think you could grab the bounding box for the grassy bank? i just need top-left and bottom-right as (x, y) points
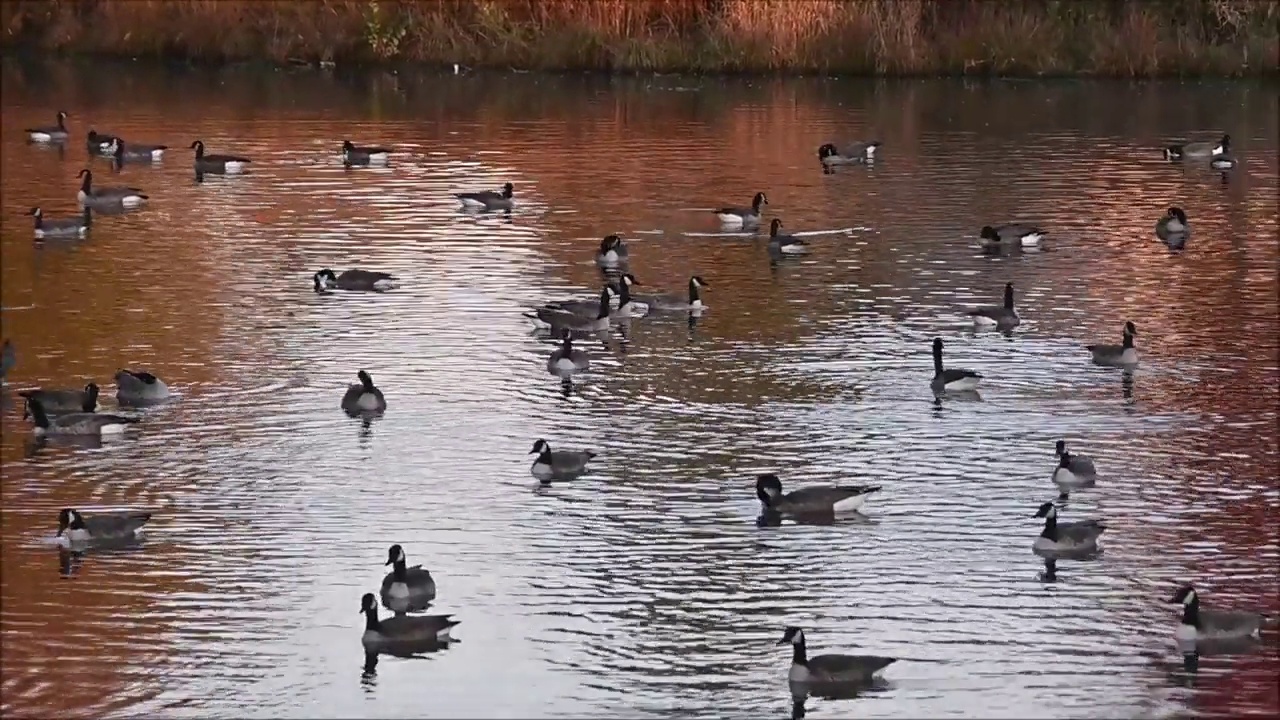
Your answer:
(2, 0), (1277, 77)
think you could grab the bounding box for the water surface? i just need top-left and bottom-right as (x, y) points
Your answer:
(1, 60), (1277, 719)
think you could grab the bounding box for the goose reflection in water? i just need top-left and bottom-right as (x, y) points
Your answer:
(788, 675), (890, 719)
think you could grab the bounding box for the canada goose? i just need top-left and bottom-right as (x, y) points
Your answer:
(612, 273), (647, 318)
(86, 130), (121, 155)
(380, 544), (437, 614)
(1209, 154), (1237, 171)
(529, 438), (596, 484)
(1032, 502), (1105, 557)
(24, 396), (138, 437)
(768, 219), (810, 256)
(1169, 585), (1276, 643)
(19, 382), (100, 415)
(817, 140), (880, 166)
(26, 111), (69, 142)
(56, 508), (151, 546)
(313, 268), (397, 292)
(27, 206), (91, 239)
(1, 339), (14, 381)
(76, 168), (147, 207)
(777, 627), (897, 684)
(360, 593), (459, 651)
(1051, 440), (1098, 499)
(456, 182), (514, 211)
(980, 223), (1044, 248)
(341, 370), (387, 414)
(967, 282), (1020, 329)
(115, 369), (170, 403)
(527, 286), (616, 333)
(189, 140), (251, 174)
(109, 138), (168, 163)
(1163, 134), (1230, 160)
(342, 140), (390, 166)
(1155, 207), (1190, 242)
(714, 191), (768, 226)
(930, 338), (982, 393)
(547, 328), (590, 377)
(1086, 321), (1138, 367)
(756, 473), (880, 517)
(595, 234), (629, 268)
(631, 275), (709, 312)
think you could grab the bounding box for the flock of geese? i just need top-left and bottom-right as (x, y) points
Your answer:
(5, 111), (1273, 697)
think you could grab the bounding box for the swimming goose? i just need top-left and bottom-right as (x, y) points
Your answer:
(380, 544), (437, 614)
(25, 396), (138, 437)
(756, 473), (880, 517)
(1155, 207), (1190, 242)
(86, 130), (121, 155)
(76, 169), (148, 207)
(26, 111), (69, 142)
(360, 593), (459, 651)
(714, 192), (768, 227)
(1163, 134), (1229, 160)
(777, 627), (897, 684)
(1051, 440), (1098, 499)
(456, 182), (514, 211)
(1085, 321), (1138, 367)
(1032, 502), (1105, 557)
(768, 219), (810, 256)
(547, 328), (590, 377)
(980, 223), (1044, 248)
(967, 282), (1020, 329)
(631, 275), (709, 313)
(110, 138), (168, 162)
(612, 273), (647, 318)
(19, 382), (100, 415)
(594, 234), (629, 268)
(341, 370), (387, 414)
(1, 339), (14, 381)
(190, 140), (252, 174)
(529, 438), (597, 484)
(527, 286), (616, 333)
(27, 206), (91, 239)
(313, 268), (397, 292)
(817, 140), (880, 166)
(1169, 585), (1276, 643)
(115, 369), (170, 404)
(930, 337), (982, 393)
(342, 140), (390, 166)
(56, 508), (151, 546)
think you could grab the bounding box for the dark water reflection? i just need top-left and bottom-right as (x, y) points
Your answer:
(1, 58), (1277, 719)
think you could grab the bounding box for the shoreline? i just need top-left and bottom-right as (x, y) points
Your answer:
(2, 1), (1277, 79)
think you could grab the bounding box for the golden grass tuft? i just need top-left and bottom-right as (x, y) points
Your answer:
(1, 0), (1276, 76)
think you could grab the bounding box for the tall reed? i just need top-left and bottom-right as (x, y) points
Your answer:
(2, 0), (1276, 76)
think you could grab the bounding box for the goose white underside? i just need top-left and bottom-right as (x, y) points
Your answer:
(552, 358), (581, 375)
(222, 161), (248, 175)
(832, 494), (870, 513)
(388, 582), (411, 600)
(460, 198), (487, 209)
(97, 422), (131, 435)
(716, 213), (747, 226)
(367, 152), (389, 164)
(531, 461), (554, 481)
(778, 244), (808, 255)
(944, 376), (981, 392)
(372, 279), (396, 291)
(29, 132), (58, 142)
(1019, 233), (1043, 246)
(1052, 468), (1094, 489)
(356, 393), (381, 411)
(788, 663), (812, 682)
(971, 314), (999, 327)
(1033, 536), (1096, 554)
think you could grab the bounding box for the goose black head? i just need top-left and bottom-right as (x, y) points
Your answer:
(1124, 321), (1137, 337)
(1163, 145), (1183, 160)
(501, 182), (514, 198)
(190, 140), (205, 153)
(530, 438), (550, 455)
(1055, 439), (1066, 456)
(1170, 585), (1198, 605)
(357, 370), (374, 390)
(342, 140), (355, 152)
(979, 225), (999, 241)
(756, 473), (784, 506)
(753, 192), (768, 209)
(385, 543), (406, 566)
(932, 337), (944, 354)
(777, 626), (805, 645)
(599, 235), (619, 253)
(56, 110), (68, 127)
(313, 269), (337, 291)
(770, 218), (783, 237)
(360, 592), (377, 613)
(1167, 207), (1188, 224)
(56, 508), (84, 536)
(27, 207), (43, 218)
(82, 382), (100, 412)
(1003, 282), (1015, 308)
(1216, 134), (1231, 153)
(1034, 502), (1056, 519)
(691, 276), (708, 288)
(817, 143), (838, 160)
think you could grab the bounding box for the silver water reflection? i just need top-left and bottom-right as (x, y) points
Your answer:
(1, 59), (1277, 719)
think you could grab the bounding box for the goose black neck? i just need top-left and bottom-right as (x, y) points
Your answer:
(559, 336), (574, 354)
(1040, 513), (1058, 540)
(363, 607), (382, 632)
(1003, 285), (1015, 310)
(596, 290), (611, 319)
(32, 213), (43, 230)
(616, 280), (632, 304)
(932, 344), (944, 374)
(791, 637), (808, 667)
(1122, 332), (1134, 349)
(535, 447), (552, 465)
(27, 401), (49, 428)
(1059, 453), (1071, 469)
(392, 558), (408, 580)
(752, 195), (764, 211)
(1181, 597), (1201, 627)
(82, 206), (92, 226)
(80, 172), (91, 193)
(688, 280), (701, 303)
(361, 375), (375, 392)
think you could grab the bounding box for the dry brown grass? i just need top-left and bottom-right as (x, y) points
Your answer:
(1, 0), (1276, 76)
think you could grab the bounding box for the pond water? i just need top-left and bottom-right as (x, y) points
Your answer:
(1, 59), (1277, 719)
